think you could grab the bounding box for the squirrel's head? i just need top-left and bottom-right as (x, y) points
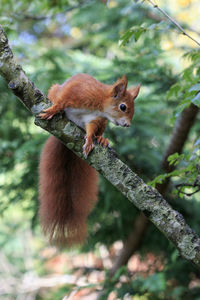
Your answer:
(104, 75), (140, 127)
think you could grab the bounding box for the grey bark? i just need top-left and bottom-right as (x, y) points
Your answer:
(1, 25), (200, 268)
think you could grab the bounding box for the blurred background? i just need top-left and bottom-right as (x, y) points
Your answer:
(0, 0), (200, 299)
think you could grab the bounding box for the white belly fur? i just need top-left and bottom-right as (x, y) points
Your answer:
(64, 108), (106, 129)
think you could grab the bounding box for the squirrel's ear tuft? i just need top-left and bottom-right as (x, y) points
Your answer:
(112, 75), (128, 99)
(128, 84), (140, 100)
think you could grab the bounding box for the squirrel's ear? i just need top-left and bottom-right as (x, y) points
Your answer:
(128, 84), (140, 100)
(112, 75), (128, 98)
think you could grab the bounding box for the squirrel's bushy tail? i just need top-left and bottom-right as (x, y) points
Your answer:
(39, 136), (98, 247)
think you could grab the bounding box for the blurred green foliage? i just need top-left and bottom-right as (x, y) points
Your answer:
(0, 0), (200, 299)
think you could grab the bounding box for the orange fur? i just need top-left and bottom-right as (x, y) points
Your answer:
(39, 136), (98, 247)
(39, 74), (140, 125)
(39, 74), (140, 247)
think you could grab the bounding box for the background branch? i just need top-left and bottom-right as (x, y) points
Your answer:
(145, 0), (200, 47)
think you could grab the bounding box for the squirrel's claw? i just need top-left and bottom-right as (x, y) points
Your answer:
(38, 108), (55, 120)
(38, 113), (54, 120)
(96, 136), (110, 148)
(83, 136), (94, 158)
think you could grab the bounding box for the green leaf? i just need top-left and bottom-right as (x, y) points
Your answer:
(189, 83), (200, 92)
(134, 27), (146, 41)
(119, 26), (147, 46)
(182, 67), (194, 81)
(194, 138), (200, 146)
(168, 152), (179, 163)
(119, 29), (135, 46)
(191, 92), (200, 107)
(168, 153), (185, 166)
(166, 83), (180, 99)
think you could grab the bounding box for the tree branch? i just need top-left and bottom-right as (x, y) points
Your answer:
(1, 25), (200, 268)
(145, 0), (200, 47)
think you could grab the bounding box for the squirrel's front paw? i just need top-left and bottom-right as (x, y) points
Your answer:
(96, 136), (110, 148)
(38, 108), (55, 120)
(83, 136), (94, 158)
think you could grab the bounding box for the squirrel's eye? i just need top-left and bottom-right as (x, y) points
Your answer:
(119, 104), (126, 112)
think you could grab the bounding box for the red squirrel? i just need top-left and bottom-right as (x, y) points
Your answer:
(39, 73), (140, 247)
